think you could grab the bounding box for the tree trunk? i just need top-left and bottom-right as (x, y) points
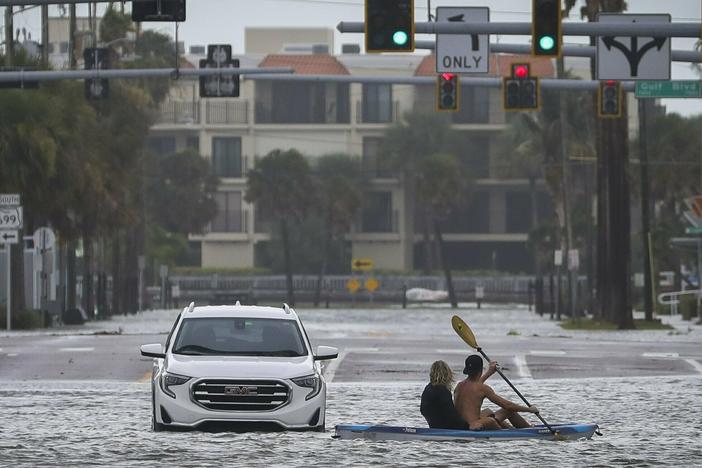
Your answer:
(66, 239), (76, 310)
(528, 177), (541, 276)
(313, 228), (332, 307)
(82, 229), (94, 317)
(10, 239), (25, 317)
(433, 218), (458, 308)
(124, 227), (139, 314)
(421, 209), (435, 274)
(111, 231), (122, 316)
(280, 219), (295, 306)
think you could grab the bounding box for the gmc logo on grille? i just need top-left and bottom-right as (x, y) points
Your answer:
(224, 385), (257, 396)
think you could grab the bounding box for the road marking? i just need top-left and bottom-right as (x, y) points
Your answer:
(514, 354), (532, 379)
(59, 347), (95, 352)
(344, 347), (380, 353)
(642, 352), (680, 358)
(435, 349), (468, 354)
(138, 371), (152, 383)
(7, 353), (18, 357)
(684, 359), (702, 374)
(323, 351), (347, 384)
(529, 350), (566, 356)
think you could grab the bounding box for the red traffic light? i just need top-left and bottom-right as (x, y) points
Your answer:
(514, 65), (529, 79)
(441, 73), (455, 81)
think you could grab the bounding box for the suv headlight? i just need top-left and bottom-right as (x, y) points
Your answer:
(160, 372), (191, 399)
(292, 373), (321, 401)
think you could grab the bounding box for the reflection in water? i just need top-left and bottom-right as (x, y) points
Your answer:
(1, 376), (700, 467)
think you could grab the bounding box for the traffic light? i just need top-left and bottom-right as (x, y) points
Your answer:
(436, 73), (459, 112)
(598, 80), (622, 118)
(84, 48), (109, 100)
(132, 0), (186, 22)
(199, 44), (240, 98)
(532, 0), (561, 57)
(365, 0), (414, 53)
(503, 63), (539, 111)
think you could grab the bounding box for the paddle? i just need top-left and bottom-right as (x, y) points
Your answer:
(451, 315), (561, 437)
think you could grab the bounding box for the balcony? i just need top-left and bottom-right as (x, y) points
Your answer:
(205, 100), (249, 125)
(156, 100), (200, 125)
(356, 101), (400, 125)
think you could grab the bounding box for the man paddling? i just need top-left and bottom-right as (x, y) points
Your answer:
(454, 354), (539, 430)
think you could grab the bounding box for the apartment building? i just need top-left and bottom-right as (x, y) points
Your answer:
(148, 28), (555, 273)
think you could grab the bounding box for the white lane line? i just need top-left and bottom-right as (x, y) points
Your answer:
(684, 359), (702, 374)
(514, 354), (532, 379)
(59, 347), (95, 352)
(435, 349), (468, 354)
(343, 347), (380, 353)
(642, 352), (680, 358)
(529, 350), (566, 356)
(323, 350), (347, 384)
(7, 353), (18, 357)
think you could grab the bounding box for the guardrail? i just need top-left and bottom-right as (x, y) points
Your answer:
(657, 289), (701, 314)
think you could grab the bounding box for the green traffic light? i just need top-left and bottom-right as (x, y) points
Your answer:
(539, 35), (556, 51)
(392, 31), (409, 46)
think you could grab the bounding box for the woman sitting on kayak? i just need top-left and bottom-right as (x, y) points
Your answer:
(454, 355), (539, 430)
(420, 360), (469, 430)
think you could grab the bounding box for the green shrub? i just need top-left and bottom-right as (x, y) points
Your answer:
(0, 308), (45, 330)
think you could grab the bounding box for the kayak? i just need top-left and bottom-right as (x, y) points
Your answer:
(333, 423), (600, 442)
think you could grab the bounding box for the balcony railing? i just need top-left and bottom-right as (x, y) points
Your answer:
(205, 100), (249, 125)
(205, 209), (249, 234)
(356, 101), (400, 124)
(156, 100), (200, 125)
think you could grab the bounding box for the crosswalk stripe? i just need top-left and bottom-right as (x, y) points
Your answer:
(59, 347), (95, 352)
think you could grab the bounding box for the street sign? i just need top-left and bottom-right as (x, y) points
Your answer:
(351, 258), (374, 271)
(365, 278), (379, 292)
(346, 278), (361, 293)
(435, 7), (489, 74)
(0, 194), (20, 206)
(568, 249), (580, 271)
(160, 265), (169, 278)
(0, 207), (23, 230)
(685, 227), (702, 235)
(596, 14), (671, 81)
(554, 249), (563, 267)
(636, 80), (702, 98)
(33, 227), (55, 251)
(200, 45), (240, 98)
(0, 230), (19, 244)
(475, 286), (485, 299)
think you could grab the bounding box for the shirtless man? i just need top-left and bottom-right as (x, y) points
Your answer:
(454, 354), (539, 430)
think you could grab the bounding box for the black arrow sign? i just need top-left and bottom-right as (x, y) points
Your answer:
(352, 259), (373, 269)
(447, 13), (479, 52)
(1, 232), (15, 240)
(602, 35), (667, 77)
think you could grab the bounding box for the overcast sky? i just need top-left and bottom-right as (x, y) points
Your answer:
(6, 0), (702, 115)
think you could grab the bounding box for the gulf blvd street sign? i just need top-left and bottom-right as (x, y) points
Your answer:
(636, 80), (702, 98)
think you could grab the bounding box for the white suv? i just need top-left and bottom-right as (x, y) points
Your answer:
(140, 302), (338, 432)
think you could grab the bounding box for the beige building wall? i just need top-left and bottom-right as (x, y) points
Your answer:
(202, 241), (254, 269)
(245, 28), (334, 54)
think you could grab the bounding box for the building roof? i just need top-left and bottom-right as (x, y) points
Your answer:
(415, 54), (556, 78)
(259, 54), (350, 75)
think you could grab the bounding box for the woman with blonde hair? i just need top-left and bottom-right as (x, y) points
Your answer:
(420, 360), (469, 429)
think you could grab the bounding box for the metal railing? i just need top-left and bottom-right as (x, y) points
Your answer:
(156, 100), (200, 125)
(657, 289), (701, 314)
(356, 101), (400, 124)
(205, 100), (248, 125)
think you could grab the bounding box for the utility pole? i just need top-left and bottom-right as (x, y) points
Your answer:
(4, 6), (13, 65)
(638, 98), (654, 322)
(41, 4), (48, 66)
(69, 3), (76, 68)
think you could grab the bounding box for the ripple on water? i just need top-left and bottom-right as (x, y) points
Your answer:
(0, 376), (701, 467)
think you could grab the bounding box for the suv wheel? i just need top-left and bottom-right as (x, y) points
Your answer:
(152, 383), (166, 432)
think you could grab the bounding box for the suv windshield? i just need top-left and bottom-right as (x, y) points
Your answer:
(172, 317), (307, 357)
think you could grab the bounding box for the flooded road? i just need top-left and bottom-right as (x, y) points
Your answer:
(1, 305), (701, 466)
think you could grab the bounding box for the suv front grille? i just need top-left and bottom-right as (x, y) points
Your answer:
(192, 379), (290, 412)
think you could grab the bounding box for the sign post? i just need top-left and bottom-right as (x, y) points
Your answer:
(435, 7), (489, 74)
(1, 194), (21, 331)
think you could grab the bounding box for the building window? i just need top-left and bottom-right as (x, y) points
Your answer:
(256, 81), (350, 124)
(212, 137), (242, 178)
(147, 136), (176, 155)
(210, 191), (243, 233)
(452, 87), (489, 124)
(361, 191), (393, 232)
(505, 191), (533, 233)
(186, 136), (199, 151)
(362, 83), (393, 123)
(441, 191), (490, 233)
(362, 137), (392, 178)
(455, 134), (490, 179)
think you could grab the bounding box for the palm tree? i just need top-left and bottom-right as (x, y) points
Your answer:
(312, 154), (364, 306)
(416, 152), (471, 308)
(246, 149), (317, 306)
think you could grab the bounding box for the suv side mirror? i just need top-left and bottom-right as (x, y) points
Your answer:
(140, 343), (165, 358)
(314, 345), (338, 361)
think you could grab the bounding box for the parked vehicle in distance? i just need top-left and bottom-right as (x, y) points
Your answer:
(140, 302), (338, 431)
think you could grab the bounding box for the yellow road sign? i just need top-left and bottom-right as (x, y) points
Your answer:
(365, 278), (379, 292)
(346, 278), (361, 293)
(352, 258), (374, 271)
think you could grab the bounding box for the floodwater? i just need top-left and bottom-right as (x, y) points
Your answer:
(1, 304), (701, 466)
(1, 376), (701, 467)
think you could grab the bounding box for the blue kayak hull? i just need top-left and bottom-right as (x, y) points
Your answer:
(334, 423), (599, 442)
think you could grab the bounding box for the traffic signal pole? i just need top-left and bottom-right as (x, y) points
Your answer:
(638, 98), (654, 322)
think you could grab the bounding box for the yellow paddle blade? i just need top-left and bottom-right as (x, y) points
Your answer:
(451, 315), (479, 349)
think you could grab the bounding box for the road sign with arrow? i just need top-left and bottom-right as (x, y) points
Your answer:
(0, 230), (18, 245)
(596, 14), (671, 81)
(436, 7), (489, 74)
(351, 258), (374, 271)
